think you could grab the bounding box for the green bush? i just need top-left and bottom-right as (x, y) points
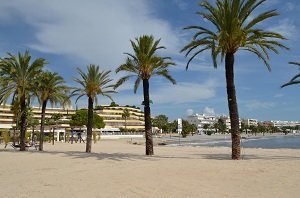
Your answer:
(44, 136), (49, 142)
(93, 131), (97, 144)
(1, 130), (10, 144)
(181, 131), (188, 138)
(25, 132), (31, 143)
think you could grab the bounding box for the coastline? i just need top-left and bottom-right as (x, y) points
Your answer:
(1, 139), (300, 198)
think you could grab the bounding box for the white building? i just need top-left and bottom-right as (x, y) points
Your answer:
(243, 118), (258, 127)
(270, 120), (300, 128)
(220, 116), (241, 130)
(186, 114), (216, 133)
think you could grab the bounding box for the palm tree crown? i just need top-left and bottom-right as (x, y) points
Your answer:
(115, 35), (176, 92)
(181, 0), (288, 69)
(281, 62), (300, 88)
(0, 50), (46, 104)
(72, 64), (115, 103)
(35, 71), (70, 107)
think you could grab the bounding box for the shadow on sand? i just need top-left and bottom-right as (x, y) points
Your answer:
(2, 146), (300, 161)
(195, 153), (300, 161)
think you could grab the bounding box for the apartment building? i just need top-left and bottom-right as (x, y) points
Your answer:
(219, 116), (241, 130)
(95, 105), (145, 131)
(0, 105), (76, 130)
(270, 120), (300, 128)
(186, 114), (216, 130)
(242, 118), (258, 127)
(0, 104), (145, 132)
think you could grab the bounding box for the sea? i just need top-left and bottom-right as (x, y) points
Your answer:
(164, 134), (300, 149)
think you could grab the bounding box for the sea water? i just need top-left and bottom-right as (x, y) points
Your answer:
(166, 134), (300, 149)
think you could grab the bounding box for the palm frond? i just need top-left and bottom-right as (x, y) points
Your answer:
(182, 0), (288, 71)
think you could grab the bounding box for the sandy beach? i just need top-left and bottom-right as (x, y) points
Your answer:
(1, 138), (300, 198)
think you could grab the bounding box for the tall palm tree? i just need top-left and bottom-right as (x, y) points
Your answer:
(115, 35), (176, 155)
(72, 64), (115, 153)
(122, 108), (130, 130)
(34, 71), (70, 151)
(181, 0), (288, 159)
(281, 62), (300, 88)
(0, 51), (46, 151)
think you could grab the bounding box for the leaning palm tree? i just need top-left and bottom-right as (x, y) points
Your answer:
(281, 62), (300, 88)
(34, 71), (70, 151)
(72, 64), (115, 153)
(122, 108), (130, 130)
(0, 51), (46, 151)
(115, 35), (176, 155)
(181, 0), (288, 159)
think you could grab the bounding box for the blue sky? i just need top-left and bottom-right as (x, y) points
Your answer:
(0, 0), (299, 121)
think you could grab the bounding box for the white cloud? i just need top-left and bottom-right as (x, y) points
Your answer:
(186, 109), (194, 116)
(274, 94), (283, 98)
(173, 60), (220, 72)
(285, 2), (295, 11)
(0, 0), (181, 70)
(267, 19), (297, 40)
(203, 107), (215, 115)
(244, 100), (275, 111)
(151, 79), (219, 104)
(264, 0), (280, 7)
(173, 0), (188, 10)
(112, 78), (219, 105)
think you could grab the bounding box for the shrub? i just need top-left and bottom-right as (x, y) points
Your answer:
(25, 132), (31, 143)
(93, 131), (97, 144)
(181, 131), (188, 138)
(1, 130), (10, 144)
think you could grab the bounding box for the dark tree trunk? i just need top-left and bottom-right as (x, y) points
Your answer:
(225, 53), (240, 160)
(86, 96), (93, 153)
(13, 128), (16, 145)
(143, 79), (153, 155)
(52, 127), (55, 145)
(39, 100), (47, 151)
(31, 126), (35, 144)
(19, 95), (27, 151)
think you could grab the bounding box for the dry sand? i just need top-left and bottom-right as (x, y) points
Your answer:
(0, 139), (300, 198)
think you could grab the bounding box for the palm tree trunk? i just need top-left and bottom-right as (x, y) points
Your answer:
(143, 79), (153, 155)
(31, 126), (35, 144)
(19, 95), (27, 151)
(13, 127), (16, 145)
(39, 100), (47, 151)
(52, 127), (55, 145)
(86, 96), (93, 153)
(225, 52), (240, 160)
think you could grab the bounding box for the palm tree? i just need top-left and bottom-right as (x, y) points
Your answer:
(0, 51), (46, 151)
(34, 71), (70, 151)
(281, 62), (300, 88)
(48, 113), (63, 145)
(181, 0), (288, 159)
(122, 108), (130, 130)
(115, 35), (176, 155)
(26, 108), (39, 144)
(72, 64), (115, 153)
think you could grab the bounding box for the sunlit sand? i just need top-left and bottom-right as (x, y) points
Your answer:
(1, 139), (299, 198)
